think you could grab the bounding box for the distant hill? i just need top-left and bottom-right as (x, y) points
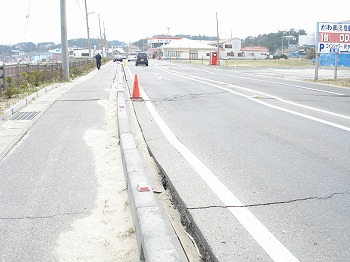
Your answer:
(153, 34), (217, 41)
(0, 38), (124, 56)
(0, 29), (309, 56)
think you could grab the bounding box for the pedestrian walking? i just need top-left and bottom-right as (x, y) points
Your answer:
(95, 53), (102, 70)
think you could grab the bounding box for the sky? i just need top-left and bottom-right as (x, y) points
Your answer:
(1, 0), (349, 45)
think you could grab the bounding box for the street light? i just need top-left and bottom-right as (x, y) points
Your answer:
(166, 27), (170, 45)
(282, 33), (295, 53)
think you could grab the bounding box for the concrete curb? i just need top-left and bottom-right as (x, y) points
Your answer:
(115, 65), (187, 261)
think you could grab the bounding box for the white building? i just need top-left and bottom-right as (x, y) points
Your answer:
(148, 36), (183, 49)
(298, 34), (316, 47)
(209, 38), (242, 58)
(72, 48), (90, 58)
(159, 37), (269, 60)
(240, 46), (269, 59)
(162, 38), (216, 60)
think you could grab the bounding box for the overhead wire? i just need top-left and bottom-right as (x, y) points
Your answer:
(23, 0), (32, 42)
(76, 0), (86, 21)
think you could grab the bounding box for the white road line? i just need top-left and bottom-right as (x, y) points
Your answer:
(160, 65), (350, 120)
(204, 77), (350, 121)
(155, 66), (350, 132)
(125, 66), (300, 262)
(172, 63), (349, 97)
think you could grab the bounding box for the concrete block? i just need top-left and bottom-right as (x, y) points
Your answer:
(118, 119), (131, 134)
(122, 148), (144, 173)
(120, 133), (137, 149)
(137, 206), (186, 262)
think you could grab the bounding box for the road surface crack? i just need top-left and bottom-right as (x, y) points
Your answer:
(57, 98), (102, 102)
(154, 91), (227, 102)
(187, 190), (350, 210)
(0, 210), (89, 220)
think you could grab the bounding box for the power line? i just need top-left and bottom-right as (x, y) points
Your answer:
(76, 0), (86, 21)
(23, 0), (32, 42)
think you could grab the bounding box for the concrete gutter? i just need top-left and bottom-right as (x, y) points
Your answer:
(115, 65), (187, 261)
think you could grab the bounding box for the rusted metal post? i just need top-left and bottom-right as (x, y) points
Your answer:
(2, 62), (7, 89)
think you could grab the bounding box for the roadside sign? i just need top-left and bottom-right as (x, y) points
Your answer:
(316, 22), (350, 53)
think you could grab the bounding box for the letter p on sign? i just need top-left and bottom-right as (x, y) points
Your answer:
(319, 43), (325, 52)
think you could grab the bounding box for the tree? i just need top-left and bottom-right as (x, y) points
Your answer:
(243, 29), (308, 54)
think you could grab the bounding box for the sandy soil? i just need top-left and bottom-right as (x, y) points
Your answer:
(54, 85), (138, 261)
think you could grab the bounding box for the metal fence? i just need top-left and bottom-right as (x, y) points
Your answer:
(0, 59), (93, 90)
(319, 53), (350, 67)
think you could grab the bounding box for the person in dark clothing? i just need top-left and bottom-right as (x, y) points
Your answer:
(95, 53), (102, 70)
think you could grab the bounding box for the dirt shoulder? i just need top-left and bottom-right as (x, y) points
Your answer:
(227, 66), (350, 88)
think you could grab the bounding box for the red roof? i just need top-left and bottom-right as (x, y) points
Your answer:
(147, 36), (183, 40)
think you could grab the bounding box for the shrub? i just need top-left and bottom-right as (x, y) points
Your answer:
(4, 78), (18, 98)
(273, 54), (288, 60)
(4, 87), (19, 98)
(1, 59), (105, 101)
(306, 48), (315, 59)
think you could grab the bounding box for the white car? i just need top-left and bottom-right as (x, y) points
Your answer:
(221, 56), (232, 60)
(113, 53), (126, 62)
(127, 53), (137, 61)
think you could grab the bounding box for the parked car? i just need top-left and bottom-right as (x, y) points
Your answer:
(127, 52), (137, 61)
(135, 52), (148, 66)
(113, 53), (126, 62)
(221, 56), (234, 60)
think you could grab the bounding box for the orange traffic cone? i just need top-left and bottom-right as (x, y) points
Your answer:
(131, 74), (143, 101)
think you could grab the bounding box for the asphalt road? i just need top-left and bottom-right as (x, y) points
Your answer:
(125, 60), (350, 261)
(0, 62), (138, 261)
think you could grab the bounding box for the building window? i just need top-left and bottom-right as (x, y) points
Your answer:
(225, 44), (232, 49)
(165, 50), (181, 58)
(151, 43), (163, 48)
(189, 50), (198, 60)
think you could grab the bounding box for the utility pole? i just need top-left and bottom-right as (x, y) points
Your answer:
(103, 22), (107, 56)
(216, 12), (220, 65)
(84, 0), (91, 58)
(98, 14), (103, 57)
(60, 0), (70, 81)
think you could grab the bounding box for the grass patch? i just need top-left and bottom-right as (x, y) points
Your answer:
(219, 58), (313, 67)
(171, 58), (350, 87)
(310, 78), (350, 88)
(170, 58), (313, 67)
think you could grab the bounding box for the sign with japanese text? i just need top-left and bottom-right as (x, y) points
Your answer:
(316, 22), (350, 53)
